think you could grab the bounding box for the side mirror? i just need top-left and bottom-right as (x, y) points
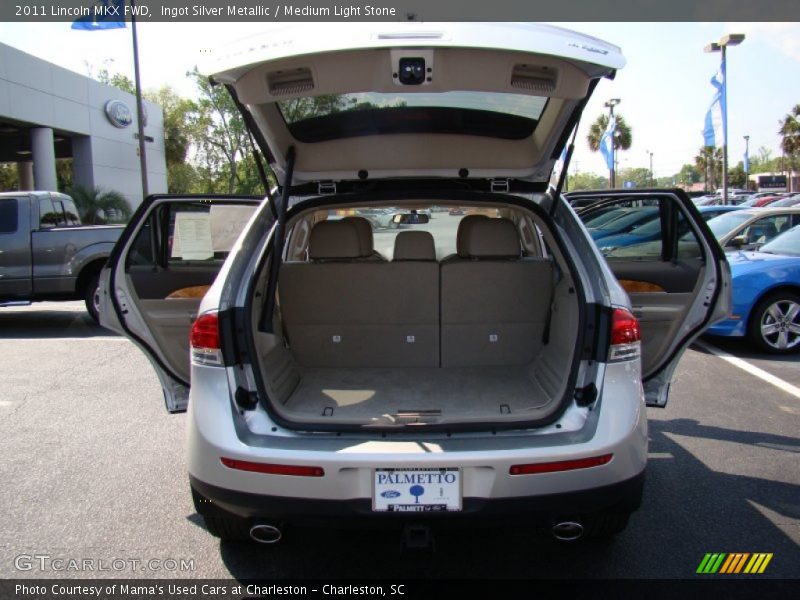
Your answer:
(393, 213), (429, 225)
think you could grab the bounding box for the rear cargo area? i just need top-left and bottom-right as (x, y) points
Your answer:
(285, 365), (555, 421)
(251, 209), (582, 427)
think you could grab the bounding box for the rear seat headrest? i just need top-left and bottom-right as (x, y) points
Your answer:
(456, 214), (489, 257)
(308, 220), (362, 260)
(343, 216), (375, 256)
(393, 231), (436, 261)
(464, 218), (521, 258)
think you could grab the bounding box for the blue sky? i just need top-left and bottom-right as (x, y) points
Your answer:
(1, 21), (798, 178)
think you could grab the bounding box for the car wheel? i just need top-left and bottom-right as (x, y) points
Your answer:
(748, 292), (800, 354)
(84, 271), (101, 324)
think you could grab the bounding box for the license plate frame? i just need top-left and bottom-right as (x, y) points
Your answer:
(372, 467), (462, 512)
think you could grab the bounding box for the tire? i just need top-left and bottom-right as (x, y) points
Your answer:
(747, 291), (800, 354)
(83, 271), (101, 324)
(202, 515), (254, 542)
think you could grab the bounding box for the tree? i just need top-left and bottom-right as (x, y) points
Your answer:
(56, 159), (73, 192)
(677, 164), (701, 187)
(148, 86), (197, 167)
(586, 113), (633, 154)
(617, 167), (652, 189)
(728, 162), (747, 189)
(779, 104), (800, 173)
(0, 164), (19, 190)
(694, 146), (723, 192)
(97, 69), (136, 95)
(66, 184), (131, 224)
(188, 68), (263, 195)
(568, 172), (608, 191)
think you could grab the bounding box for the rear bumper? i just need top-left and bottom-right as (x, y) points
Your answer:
(191, 470), (645, 525)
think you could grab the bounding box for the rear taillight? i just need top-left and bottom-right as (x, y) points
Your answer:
(509, 453), (613, 475)
(220, 457), (325, 477)
(609, 308), (641, 363)
(190, 311), (222, 366)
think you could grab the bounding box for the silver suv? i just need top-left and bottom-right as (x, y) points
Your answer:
(100, 23), (729, 544)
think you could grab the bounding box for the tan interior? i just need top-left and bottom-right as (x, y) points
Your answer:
(252, 206), (580, 426)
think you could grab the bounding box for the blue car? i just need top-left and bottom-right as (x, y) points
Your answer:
(706, 224), (800, 353)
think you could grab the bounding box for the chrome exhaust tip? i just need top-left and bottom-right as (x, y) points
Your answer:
(551, 520), (584, 541)
(249, 523), (282, 544)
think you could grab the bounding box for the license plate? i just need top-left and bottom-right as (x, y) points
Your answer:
(372, 468), (461, 512)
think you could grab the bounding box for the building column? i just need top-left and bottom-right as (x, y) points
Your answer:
(71, 135), (95, 191)
(16, 161), (34, 190)
(31, 127), (58, 191)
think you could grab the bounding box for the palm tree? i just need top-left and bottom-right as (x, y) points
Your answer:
(694, 146), (723, 192)
(587, 113), (633, 187)
(587, 114), (633, 153)
(66, 184), (131, 224)
(779, 104), (800, 181)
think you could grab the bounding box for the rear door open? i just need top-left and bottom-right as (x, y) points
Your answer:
(99, 195), (263, 412)
(570, 189), (731, 406)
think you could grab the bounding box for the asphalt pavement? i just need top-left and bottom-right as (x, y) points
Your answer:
(0, 301), (798, 579)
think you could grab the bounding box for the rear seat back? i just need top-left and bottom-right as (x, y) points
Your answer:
(280, 220), (439, 368)
(440, 218), (554, 367)
(393, 231), (436, 261)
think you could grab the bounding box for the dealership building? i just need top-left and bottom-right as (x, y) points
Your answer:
(0, 42), (167, 209)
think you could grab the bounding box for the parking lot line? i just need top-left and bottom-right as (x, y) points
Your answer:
(695, 340), (800, 402)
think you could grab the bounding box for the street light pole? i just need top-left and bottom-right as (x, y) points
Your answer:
(604, 98), (620, 188)
(647, 150), (654, 186)
(744, 134), (750, 191)
(705, 34), (745, 205)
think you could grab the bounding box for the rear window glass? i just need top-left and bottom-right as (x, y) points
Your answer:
(40, 198), (67, 228)
(277, 92), (547, 143)
(309, 206), (503, 261)
(0, 198), (18, 233)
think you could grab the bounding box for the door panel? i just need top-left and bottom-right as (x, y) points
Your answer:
(0, 197), (32, 300)
(100, 195), (264, 412)
(571, 189), (730, 406)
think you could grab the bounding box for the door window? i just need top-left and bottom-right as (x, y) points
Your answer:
(583, 200), (704, 262)
(0, 198), (17, 234)
(126, 201), (258, 268)
(737, 215), (792, 246)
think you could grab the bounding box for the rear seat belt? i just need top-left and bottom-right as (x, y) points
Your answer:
(542, 260), (561, 345)
(259, 146), (295, 333)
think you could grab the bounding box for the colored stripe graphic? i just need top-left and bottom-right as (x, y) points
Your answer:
(744, 553), (773, 574)
(697, 553), (727, 573)
(720, 553), (749, 573)
(699, 552), (773, 575)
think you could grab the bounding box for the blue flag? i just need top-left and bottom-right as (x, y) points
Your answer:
(72, 0), (126, 30)
(702, 58), (726, 147)
(599, 115), (616, 171)
(743, 147), (749, 172)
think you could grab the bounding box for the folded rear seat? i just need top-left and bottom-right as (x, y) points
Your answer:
(440, 218), (554, 367)
(280, 220), (439, 368)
